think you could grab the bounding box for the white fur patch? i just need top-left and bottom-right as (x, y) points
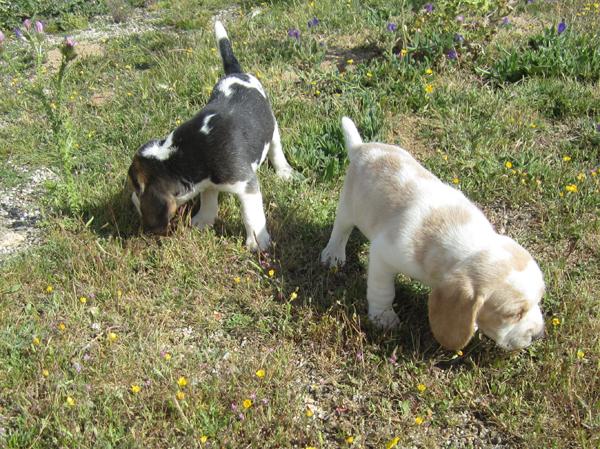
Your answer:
(175, 178), (250, 206)
(214, 21), (228, 42)
(200, 114), (216, 135)
(217, 75), (266, 98)
(141, 133), (177, 161)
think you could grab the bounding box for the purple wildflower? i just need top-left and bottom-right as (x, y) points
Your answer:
(72, 362), (82, 373)
(456, 14), (464, 22)
(557, 21), (566, 34)
(501, 16), (510, 26)
(388, 353), (397, 364)
(261, 398), (269, 405)
(83, 353), (91, 362)
(287, 28), (300, 40)
(23, 19), (32, 30)
(454, 33), (464, 43)
(386, 22), (398, 32)
(34, 21), (43, 33)
(526, 0), (534, 3)
(356, 351), (364, 361)
(424, 3), (434, 13)
(447, 49), (458, 60)
(230, 402), (238, 411)
(14, 28), (24, 41)
(595, 123), (600, 132)
(65, 36), (76, 47)
(61, 36), (77, 61)
(238, 413), (245, 421)
(307, 17), (319, 28)
(0, 31), (5, 45)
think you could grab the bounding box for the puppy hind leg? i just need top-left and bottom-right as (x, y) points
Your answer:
(268, 123), (293, 180)
(192, 189), (219, 229)
(367, 244), (400, 329)
(238, 183), (271, 251)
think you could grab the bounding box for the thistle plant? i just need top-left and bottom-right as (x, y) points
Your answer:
(0, 20), (82, 214)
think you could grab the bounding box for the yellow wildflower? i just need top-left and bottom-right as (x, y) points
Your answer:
(66, 396), (76, 407)
(456, 350), (463, 356)
(256, 369), (266, 378)
(233, 276), (241, 284)
(505, 161), (513, 169)
(452, 177), (460, 184)
(164, 352), (172, 361)
(177, 376), (188, 388)
(346, 59), (354, 65)
(366, 71), (373, 78)
(243, 399), (252, 409)
(562, 155), (571, 162)
(415, 416), (424, 425)
(529, 123), (537, 128)
(107, 332), (118, 342)
(577, 172), (586, 181)
(176, 390), (185, 400)
(345, 436), (354, 443)
(576, 350), (585, 359)
(79, 296), (87, 304)
(46, 285), (54, 293)
(117, 289), (123, 299)
(32, 337), (41, 346)
(425, 68), (433, 75)
(306, 408), (314, 417)
(131, 384), (141, 394)
(42, 369), (49, 377)
(200, 435), (208, 443)
(552, 317), (561, 326)
(386, 437), (400, 449)
(565, 184), (578, 193)
(315, 90), (321, 96)
(417, 383), (426, 393)
(268, 269), (275, 277)
(290, 291), (298, 300)
(424, 84), (434, 94)
(58, 323), (66, 332)
(400, 48), (408, 56)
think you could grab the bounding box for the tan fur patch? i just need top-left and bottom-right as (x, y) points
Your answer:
(503, 241), (531, 272)
(413, 206), (472, 269)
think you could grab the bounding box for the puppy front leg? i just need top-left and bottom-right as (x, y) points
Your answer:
(367, 248), (400, 330)
(268, 123), (293, 180)
(192, 189), (219, 229)
(321, 200), (353, 267)
(238, 187), (271, 251)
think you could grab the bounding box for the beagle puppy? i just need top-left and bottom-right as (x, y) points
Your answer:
(321, 117), (546, 351)
(128, 21), (293, 251)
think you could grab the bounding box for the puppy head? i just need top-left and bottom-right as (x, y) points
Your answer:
(475, 240), (545, 351)
(428, 242), (545, 351)
(128, 146), (177, 236)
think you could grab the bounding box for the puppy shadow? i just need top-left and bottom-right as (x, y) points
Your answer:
(80, 185), (141, 239)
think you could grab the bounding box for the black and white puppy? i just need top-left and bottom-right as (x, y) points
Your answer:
(128, 21), (293, 251)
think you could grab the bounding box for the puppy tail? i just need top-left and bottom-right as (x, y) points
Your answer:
(341, 116), (363, 159)
(214, 20), (243, 75)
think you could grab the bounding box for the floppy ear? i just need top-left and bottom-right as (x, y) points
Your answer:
(428, 276), (483, 350)
(140, 185), (176, 235)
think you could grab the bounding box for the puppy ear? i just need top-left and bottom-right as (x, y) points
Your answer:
(140, 185), (176, 235)
(428, 276), (483, 350)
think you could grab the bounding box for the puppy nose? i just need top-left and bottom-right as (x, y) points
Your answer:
(533, 327), (545, 341)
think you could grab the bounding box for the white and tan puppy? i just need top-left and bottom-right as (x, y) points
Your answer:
(321, 117), (546, 351)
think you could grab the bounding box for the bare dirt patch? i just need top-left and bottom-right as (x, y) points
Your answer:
(0, 161), (57, 264)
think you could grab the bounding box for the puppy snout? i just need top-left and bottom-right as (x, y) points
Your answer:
(533, 327), (545, 341)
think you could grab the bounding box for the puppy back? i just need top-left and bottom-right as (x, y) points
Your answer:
(341, 117), (363, 161)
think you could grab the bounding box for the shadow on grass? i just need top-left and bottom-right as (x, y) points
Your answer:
(79, 178), (500, 366)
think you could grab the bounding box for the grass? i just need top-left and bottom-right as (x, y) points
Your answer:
(0, 0), (599, 447)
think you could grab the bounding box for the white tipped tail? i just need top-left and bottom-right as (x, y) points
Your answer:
(214, 20), (228, 42)
(341, 117), (362, 157)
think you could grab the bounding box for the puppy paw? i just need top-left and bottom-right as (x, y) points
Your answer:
(369, 309), (400, 330)
(275, 166), (294, 180)
(320, 247), (346, 267)
(191, 215), (215, 230)
(247, 231), (271, 252)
